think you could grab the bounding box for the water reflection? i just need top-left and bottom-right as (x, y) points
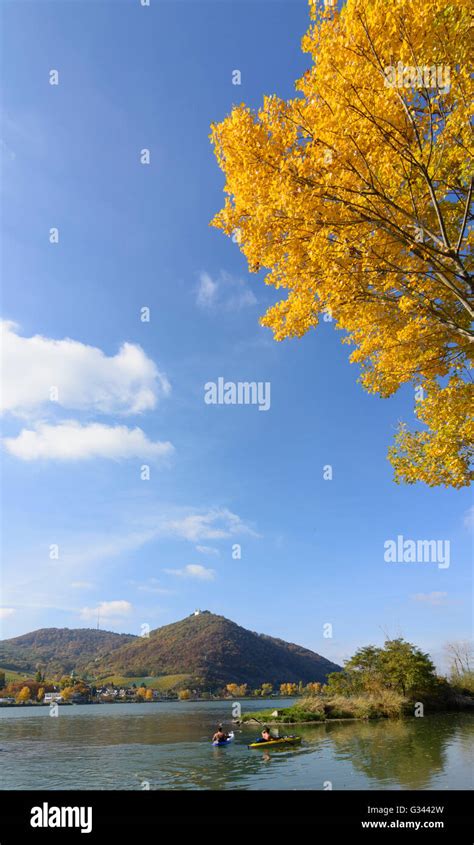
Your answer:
(320, 718), (450, 788)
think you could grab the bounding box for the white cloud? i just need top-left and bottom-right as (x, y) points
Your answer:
(80, 600), (132, 621)
(1, 320), (170, 417)
(3, 421), (174, 462)
(164, 564), (216, 581)
(196, 545), (220, 556)
(196, 271), (257, 311)
(65, 509), (255, 567)
(0, 608), (15, 619)
(2, 509), (257, 603)
(411, 592), (448, 606)
(196, 272), (219, 307)
(165, 508), (258, 542)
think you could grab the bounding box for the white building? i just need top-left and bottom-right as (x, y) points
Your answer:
(44, 692), (63, 703)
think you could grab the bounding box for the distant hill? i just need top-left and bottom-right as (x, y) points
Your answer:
(0, 613), (341, 688)
(90, 611), (341, 688)
(0, 628), (135, 676)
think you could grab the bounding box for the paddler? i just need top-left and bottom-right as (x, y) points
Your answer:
(212, 723), (230, 743)
(255, 726), (273, 743)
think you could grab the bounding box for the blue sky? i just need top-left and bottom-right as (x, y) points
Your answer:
(1, 0), (472, 671)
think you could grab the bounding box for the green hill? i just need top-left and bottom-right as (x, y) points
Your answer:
(0, 612), (341, 689)
(0, 627), (135, 676)
(90, 611), (341, 688)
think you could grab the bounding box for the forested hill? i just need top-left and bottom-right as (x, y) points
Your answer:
(0, 612), (341, 687)
(89, 611), (341, 687)
(0, 627), (135, 675)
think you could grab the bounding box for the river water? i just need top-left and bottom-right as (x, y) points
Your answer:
(1, 699), (472, 790)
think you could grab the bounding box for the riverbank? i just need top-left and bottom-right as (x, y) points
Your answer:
(238, 691), (474, 724)
(0, 695), (290, 708)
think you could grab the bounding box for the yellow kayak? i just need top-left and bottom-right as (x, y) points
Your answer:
(248, 735), (302, 749)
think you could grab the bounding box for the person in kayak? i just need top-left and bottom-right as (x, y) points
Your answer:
(255, 726), (274, 743)
(212, 724), (230, 743)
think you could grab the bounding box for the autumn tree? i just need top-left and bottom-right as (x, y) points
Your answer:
(145, 688), (154, 701)
(304, 682), (322, 696)
(280, 682), (299, 696)
(73, 682), (90, 698)
(343, 645), (384, 693)
(178, 689), (191, 700)
(378, 639), (437, 695)
(8, 680), (41, 699)
(328, 638), (438, 696)
(61, 686), (74, 701)
(16, 686), (31, 703)
(226, 683), (248, 697)
(0, 671), (5, 690)
(210, 0), (473, 487)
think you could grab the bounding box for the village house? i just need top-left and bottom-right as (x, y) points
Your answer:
(43, 692), (63, 704)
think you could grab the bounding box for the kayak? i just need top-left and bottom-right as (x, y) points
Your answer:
(212, 731), (234, 747)
(248, 735), (301, 749)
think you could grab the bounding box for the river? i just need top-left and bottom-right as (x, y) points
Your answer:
(1, 699), (472, 790)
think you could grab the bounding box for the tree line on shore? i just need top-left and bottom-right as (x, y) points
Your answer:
(2, 638), (472, 706)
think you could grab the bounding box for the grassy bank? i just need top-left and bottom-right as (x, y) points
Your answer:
(239, 688), (474, 724)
